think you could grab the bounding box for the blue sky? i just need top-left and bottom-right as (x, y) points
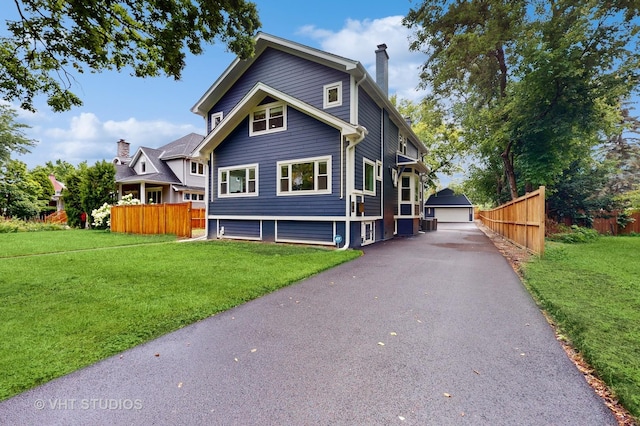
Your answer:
(7, 0), (428, 169)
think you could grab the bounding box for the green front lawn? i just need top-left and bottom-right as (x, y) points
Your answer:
(523, 237), (640, 420)
(0, 232), (360, 400)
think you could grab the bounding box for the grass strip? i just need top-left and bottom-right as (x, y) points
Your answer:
(0, 230), (177, 258)
(522, 237), (640, 420)
(0, 238), (360, 400)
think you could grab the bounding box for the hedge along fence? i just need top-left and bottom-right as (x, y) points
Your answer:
(477, 187), (546, 255)
(111, 202), (193, 238)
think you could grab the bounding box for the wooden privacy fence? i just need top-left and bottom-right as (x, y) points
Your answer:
(477, 186), (546, 255)
(191, 208), (206, 229)
(593, 211), (640, 235)
(111, 202), (197, 238)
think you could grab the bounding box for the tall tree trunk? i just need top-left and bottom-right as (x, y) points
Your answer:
(501, 140), (518, 200)
(497, 44), (517, 199)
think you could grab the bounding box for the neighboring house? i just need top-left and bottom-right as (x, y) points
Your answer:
(191, 33), (429, 248)
(47, 174), (65, 211)
(424, 188), (474, 223)
(114, 134), (206, 207)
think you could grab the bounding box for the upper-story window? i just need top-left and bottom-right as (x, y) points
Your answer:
(323, 82), (342, 109)
(191, 161), (205, 176)
(277, 156), (331, 196)
(140, 160), (146, 173)
(209, 111), (223, 133)
(363, 158), (376, 196)
(250, 102), (286, 136)
(399, 133), (407, 155)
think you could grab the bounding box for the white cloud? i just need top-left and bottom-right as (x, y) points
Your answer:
(21, 113), (200, 167)
(298, 16), (427, 101)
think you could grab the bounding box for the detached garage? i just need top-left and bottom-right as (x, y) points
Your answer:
(425, 188), (474, 223)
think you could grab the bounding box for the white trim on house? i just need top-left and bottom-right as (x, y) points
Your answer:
(218, 163), (259, 198)
(207, 214), (383, 222)
(193, 82), (365, 159)
(249, 101), (286, 136)
(277, 156), (331, 196)
(323, 81), (342, 109)
(363, 157), (376, 196)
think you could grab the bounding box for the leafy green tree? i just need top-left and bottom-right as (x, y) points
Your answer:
(80, 160), (116, 223)
(600, 105), (640, 195)
(404, 0), (640, 201)
(2, 0), (261, 112)
(35, 160), (78, 185)
(546, 158), (615, 226)
(0, 104), (35, 164)
(392, 96), (468, 189)
(28, 167), (55, 217)
(0, 159), (41, 219)
(62, 169), (84, 228)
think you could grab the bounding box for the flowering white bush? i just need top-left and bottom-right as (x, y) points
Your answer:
(91, 195), (141, 229)
(118, 194), (141, 206)
(91, 203), (112, 228)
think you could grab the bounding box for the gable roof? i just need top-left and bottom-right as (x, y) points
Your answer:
(194, 82), (366, 158)
(425, 188), (473, 207)
(114, 133), (204, 185)
(159, 133), (205, 160)
(191, 32), (426, 156)
(47, 174), (65, 193)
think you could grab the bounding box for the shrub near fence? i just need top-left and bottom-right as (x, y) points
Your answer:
(477, 187), (546, 255)
(111, 202), (193, 238)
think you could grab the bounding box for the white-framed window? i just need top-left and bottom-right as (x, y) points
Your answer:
(323, 81), (342, 109)
(399, 133), (407, 154)
(209, 111), (223, 132)
(183, 192), (205, 201)
(218, 164), (258, 197)
(250, 102), (286, 136)
(140, 160), (146, 173)
(363, 158), (376, 196)
(191, 161), (205, 176)
(376, 160), (383, 181)
(277, 156), (331, 196)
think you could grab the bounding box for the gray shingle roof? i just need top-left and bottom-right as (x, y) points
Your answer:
(159, 133), (205, 159)
(115, 133), (205, 184)
(425, 188), (473, 207)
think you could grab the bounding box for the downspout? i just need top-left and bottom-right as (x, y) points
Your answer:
(204, 151), (212, 239)
(338, 125), (367, 251)
(338, 74), (368, 250)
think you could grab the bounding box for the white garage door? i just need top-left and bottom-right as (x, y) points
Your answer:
(435, 207), (472, 222)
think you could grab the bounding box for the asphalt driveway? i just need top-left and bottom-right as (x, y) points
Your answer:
(1, 223), (615, 425)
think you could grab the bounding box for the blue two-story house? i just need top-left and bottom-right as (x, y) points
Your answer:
(192, 33), (429, 248)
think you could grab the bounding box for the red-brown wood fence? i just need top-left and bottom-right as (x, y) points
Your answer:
(111, 202), (201, 238)
(191, 208), (206, 229)
(592, 211), (640, 235)
(477, 186), (546, 255)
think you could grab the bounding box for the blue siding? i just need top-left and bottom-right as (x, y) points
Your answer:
(355, 90), (382, 219)
(210, 108), (344, 217)
(220, 219), (261, 239)
(276, 220), (334, 243)
(210, 48), (351, 125)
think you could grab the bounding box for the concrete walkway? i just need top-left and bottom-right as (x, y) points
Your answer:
(2, 223), (615, 425)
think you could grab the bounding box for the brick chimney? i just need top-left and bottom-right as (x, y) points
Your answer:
(117, 139), (130, 159)
(375, 43), (389, 97)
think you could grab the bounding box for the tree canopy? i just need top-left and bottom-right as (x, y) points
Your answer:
(404, 0), (640, 204)
(2, 0), (261, 112)
(0, 103), (36, 164)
